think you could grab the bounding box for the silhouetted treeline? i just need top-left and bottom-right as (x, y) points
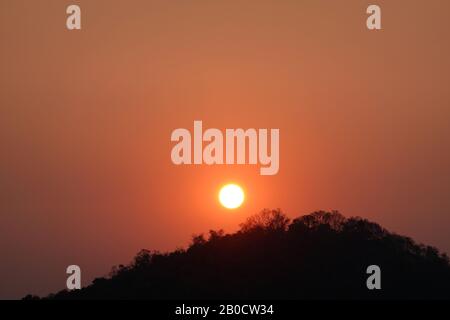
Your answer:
(25, 210), (450, 300)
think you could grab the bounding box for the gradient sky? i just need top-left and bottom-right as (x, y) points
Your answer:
(1, 0), (450, 299)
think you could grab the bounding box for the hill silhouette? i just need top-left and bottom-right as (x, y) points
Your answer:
(25, 210), (450, 300)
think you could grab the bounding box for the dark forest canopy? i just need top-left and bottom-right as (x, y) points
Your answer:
(25, 210), (450, 300)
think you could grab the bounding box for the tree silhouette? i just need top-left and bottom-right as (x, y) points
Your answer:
(240, 208), (290, 232)
(26, 210), (450, 300)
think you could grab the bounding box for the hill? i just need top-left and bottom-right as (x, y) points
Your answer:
(26, 210), (450, 300)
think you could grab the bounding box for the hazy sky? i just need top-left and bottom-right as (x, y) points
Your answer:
(1, 0), (450, 299)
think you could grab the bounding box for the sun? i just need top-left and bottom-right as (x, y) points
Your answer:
(219, 184), (245, 209)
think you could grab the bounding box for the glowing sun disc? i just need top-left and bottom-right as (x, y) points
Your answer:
(219, 184), (245, 209)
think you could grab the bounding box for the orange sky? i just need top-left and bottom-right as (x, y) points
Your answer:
(1, 0), (450, 299)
